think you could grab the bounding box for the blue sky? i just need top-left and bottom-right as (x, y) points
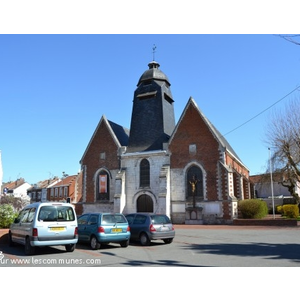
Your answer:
(1, 34), (300, 184)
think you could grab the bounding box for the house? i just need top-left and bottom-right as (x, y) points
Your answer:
(78, 60), (251, 224)
(250, 172), (300, 210)
(47, 174), (82, 203)
(27, 177), (60, 202)
(2, 178), (32, 201)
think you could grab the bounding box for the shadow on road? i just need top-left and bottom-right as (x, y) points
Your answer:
(181, 242), (300, 263)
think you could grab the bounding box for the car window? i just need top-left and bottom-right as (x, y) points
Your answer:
(102, 214), (127, 224)
(125, 215), (134, 225)
(27, 208), (36, 223)
(114, 214), (127, 223)
(38, 206), (75, 222)
(14, 209), (29, 223)
(133, 215), (147, 225)
(151, 215), (171, 224)
(88, 215), (98, 225)
(78, 214), (89, 225)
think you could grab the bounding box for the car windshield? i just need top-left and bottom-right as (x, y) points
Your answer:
(38, 205), (75, 222)
(102, 214), (127, 224)
(151, 215), (171, 224)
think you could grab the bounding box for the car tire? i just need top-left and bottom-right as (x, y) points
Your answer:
(8, 231), (15, 247)
(163, 238), (173, 244)
(90, 235), (100, 250)
(140, 233), (150, 246)
(120, 240), (129, 248)
(25, 236), (35, 255)
(65, 244), (76, 252)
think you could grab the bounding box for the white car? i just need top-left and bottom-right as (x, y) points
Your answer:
(9, 202), (78, 255)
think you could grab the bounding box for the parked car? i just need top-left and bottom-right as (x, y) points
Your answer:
(77, 213), (130, 250)
(9, 202), (78, 255)
(125, 213), (175, 246)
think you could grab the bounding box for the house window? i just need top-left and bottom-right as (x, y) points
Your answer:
(140, 159), (150, 187)
(187, 166), (203, 198)
(97, 170), (110, 200)
(59, 187), (63, 197)
(64, 187), (68, 198)
(55, 188), (58, 197)
(100, 152), (106, 160)
(189, 144), (197, 154)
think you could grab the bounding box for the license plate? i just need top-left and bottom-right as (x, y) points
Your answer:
(112, 228), (122, 233)
(160, 226), (170, 231)
(50, 227), (65, 231)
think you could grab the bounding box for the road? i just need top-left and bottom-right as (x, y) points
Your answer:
(1, 225), (300, 267)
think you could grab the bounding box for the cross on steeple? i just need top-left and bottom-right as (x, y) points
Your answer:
(152, 44), (157, 61)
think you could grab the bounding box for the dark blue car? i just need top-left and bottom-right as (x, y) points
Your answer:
(125, 213), (175, 246)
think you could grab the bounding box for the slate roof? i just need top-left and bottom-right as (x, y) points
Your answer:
(137, 61), (171, 86)
(80, 115), (129, 163)
(108, 120), (129, 146)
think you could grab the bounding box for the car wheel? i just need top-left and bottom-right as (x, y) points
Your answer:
(8, 231), (15, 247)
(120, 240), (129, 248)
(163, 238), (173, 244)
(90, 235), (100, 250)
(25, 236), (35, 255)
(140, 233), (150, 246)
(65, 244), (76, 252)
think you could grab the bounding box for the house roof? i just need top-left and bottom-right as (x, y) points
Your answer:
(250, 172), (284, 184)
(51, 175), (77, 187)
(3, 178), (26, 190)
(27, 177), (60, 191)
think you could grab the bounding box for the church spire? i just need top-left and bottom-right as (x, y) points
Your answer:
(127, 61), (175, 153)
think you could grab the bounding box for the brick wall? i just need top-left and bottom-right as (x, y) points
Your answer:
(169, 103), (220, 201)
(81, 120), (119, 203)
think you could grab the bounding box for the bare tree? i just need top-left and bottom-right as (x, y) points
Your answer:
(265, 99), (300, 202)
(278, 34), (300, 46)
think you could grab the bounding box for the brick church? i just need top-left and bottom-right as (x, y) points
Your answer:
(77, 60), (251, 224)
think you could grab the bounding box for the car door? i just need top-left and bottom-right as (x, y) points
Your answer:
(13, 208), (31, 245)
(77, 214), (90, 242)
(128, 214), (147, 240)
(86, 214), (99, 239)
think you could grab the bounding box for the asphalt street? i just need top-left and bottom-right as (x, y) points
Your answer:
(1, 225), (300, 267)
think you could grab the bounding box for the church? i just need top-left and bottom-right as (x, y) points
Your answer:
(77, 60), (251, 224)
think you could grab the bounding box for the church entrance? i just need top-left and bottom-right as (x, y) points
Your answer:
(137, 195), (153, 212)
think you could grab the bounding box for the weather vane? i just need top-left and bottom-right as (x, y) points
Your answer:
(152, 44), (157, 61)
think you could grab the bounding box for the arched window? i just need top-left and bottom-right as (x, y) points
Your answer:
(140, 159), (150, 187)
(96, 170), (110, 200)
(137, 195), (153, 212)
(187, 166), (203, 198)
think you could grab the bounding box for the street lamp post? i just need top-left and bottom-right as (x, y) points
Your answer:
(269, 148), (275, 219)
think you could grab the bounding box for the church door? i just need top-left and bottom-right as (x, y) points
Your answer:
(137, 195), (153, 212)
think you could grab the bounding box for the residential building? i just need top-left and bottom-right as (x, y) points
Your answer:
(2, 178), (31, 201)
(48, 174), (82, 203)
(27, 177), (60, 202)
(250, 172), (300, 210)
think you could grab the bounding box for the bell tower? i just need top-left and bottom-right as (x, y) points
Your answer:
(127, 61), (175, 153)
